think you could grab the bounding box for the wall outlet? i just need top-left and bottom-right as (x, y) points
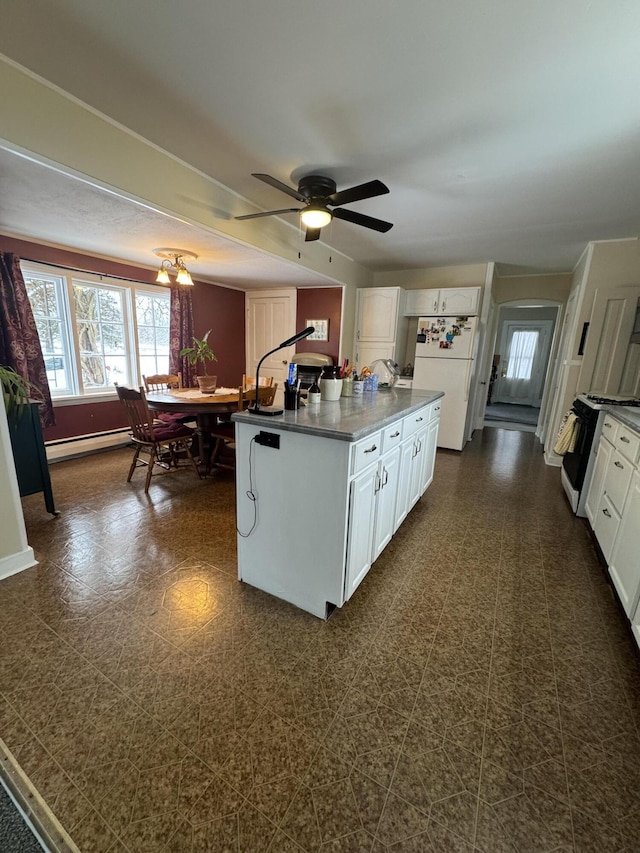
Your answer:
(257, 431), (280, 449)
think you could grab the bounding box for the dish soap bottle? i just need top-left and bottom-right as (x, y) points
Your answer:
(308, 376), (321, 405)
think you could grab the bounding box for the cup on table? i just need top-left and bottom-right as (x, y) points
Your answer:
(284, 384), (300, 410)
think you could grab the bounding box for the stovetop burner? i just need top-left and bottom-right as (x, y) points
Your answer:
(586, 395), (640, 406)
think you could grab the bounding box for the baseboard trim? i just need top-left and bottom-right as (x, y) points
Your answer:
(0, 547), (37, 581)
(46, 428), (130, 462)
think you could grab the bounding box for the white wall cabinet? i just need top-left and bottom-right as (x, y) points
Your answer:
(354, 287), (408, 370)
(404, 287), (481, 317)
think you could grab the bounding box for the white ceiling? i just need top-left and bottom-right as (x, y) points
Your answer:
(1, 0), (640, 283)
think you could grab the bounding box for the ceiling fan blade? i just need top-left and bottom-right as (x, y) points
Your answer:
(304, 227), (321, 242)
(252, 173), (306, 202)
(333, 208), (393, 233)
(328, 179), (389, 207)
(235, 208), (300, 221)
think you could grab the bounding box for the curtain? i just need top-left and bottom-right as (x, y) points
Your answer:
(169, 284), (195, 387)
(502, 329), (539, 402)
(0, 252), (55, 427)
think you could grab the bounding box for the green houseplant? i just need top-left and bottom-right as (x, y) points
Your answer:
(180, 330), (218, 392)
(0, 365), (36, 423)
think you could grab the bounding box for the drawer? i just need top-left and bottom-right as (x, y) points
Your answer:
(382, 421), (403, 452)
(351, 431), (382, 475)
(430, 400), (442, 422)
(614, 424), (640, 464)
(600, 415), (618, 446)
(594, 492), (621, 564)
(603, 449), (633, 514)
(403, 406), (429, 438)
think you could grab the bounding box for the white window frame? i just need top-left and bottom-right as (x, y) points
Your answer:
(21, 261), (171, 403)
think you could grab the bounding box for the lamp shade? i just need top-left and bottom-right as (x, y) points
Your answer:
(300, 207), (332, 229)
(176, 267), (193, 285)
(156, 267), (171, 284)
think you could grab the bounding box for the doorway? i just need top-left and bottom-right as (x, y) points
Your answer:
(485, 305), (558, 433)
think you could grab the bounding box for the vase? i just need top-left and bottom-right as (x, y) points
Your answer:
(196, 375), (217, 393)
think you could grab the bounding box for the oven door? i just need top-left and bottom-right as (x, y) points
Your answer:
(561, 407), (596, 491)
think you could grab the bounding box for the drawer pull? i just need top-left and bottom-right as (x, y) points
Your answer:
(434, 406), (440, 411)
(364, 445), (378, 453)
(604, 422), (612, 428)
(614, 460), (624, 469)
(602, 508), (611, 518)
(416, 416), (424, 423)
(390, 431), (400, 438)
(620, 436), (630, 443)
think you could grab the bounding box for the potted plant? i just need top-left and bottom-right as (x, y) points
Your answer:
(180, 330), (218, 392)
(0, 365), (36, 423)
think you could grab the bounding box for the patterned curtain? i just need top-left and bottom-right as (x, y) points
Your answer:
(0, 253), (55, 427)
(169, 284), (195, 387)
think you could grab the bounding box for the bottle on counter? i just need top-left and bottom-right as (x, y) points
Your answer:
(308, 376), (321, 405)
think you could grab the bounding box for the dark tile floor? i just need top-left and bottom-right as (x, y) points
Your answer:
(1, 428), (640, 852)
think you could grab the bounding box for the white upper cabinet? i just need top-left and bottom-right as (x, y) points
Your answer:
(404, 286), (481, 316)
(356, 287), (402, 341)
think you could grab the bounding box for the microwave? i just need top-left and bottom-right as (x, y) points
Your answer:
(632, 299), (640, 345)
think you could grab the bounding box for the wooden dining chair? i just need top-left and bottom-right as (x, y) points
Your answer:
(115, 384), (200, 493)
(242, 374), (274, 391)
(143, 372), (183, 392)
(142, 372), (193, 424)
(209, 384), (278, 471)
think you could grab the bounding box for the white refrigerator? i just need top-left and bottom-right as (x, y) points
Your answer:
(412, 316), (478, 451)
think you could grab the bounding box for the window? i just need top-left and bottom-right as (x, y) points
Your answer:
(506, 330), (539, 381)
(22, 262), (170, 399)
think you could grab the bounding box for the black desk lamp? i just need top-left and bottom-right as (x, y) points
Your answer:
(250, 326), (315, 415)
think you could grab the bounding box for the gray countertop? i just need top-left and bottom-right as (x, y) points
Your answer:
(604, 405), (640, 434)
(232, 388), (444, 442)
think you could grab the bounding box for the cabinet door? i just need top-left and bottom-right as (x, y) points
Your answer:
(408, 426), (428, 509)
(593, 491), (621, 564)
(356, 288), (399, 341)
(602, 448), (633, 515)
(373, 447), (401, 560)
(405, 289), (440, 316)
(345, 465), (378, 600)
(585, 437), (612, 526)
(609, 471), (640, 617)
(395, 438), (415, 531)
(439, 287), (480, 315)
(421, 416), (439, 493)
(355, 342), (395, 373)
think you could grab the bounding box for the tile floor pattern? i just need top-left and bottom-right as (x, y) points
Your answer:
(1, 429), (640, 852)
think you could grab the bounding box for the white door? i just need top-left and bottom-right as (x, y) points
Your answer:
(580, 285), (640, 394)
(493, 321), (553, 406)
(246, 289), (296, 405)
(345, 465), (378, 600)
(373, 448), (401, 560)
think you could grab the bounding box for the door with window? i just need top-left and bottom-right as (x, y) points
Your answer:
(493, 321), (553, 406)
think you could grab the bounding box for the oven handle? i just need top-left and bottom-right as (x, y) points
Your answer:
(570, 412), (589, 455)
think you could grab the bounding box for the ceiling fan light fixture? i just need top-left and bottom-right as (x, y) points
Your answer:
(300, 207), (332, 229)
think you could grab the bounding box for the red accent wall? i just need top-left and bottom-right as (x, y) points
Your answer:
(0, 234), (245, 441)
(295, 288), (342, 362)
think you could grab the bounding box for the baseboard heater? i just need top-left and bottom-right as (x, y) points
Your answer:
(46, 428), (131, 462)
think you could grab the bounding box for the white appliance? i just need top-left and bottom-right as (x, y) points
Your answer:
(412, 316), (479, 450)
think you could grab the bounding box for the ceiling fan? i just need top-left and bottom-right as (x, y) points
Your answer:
(235, 173), (393, 242)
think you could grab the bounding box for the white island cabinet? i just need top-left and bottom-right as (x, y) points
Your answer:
(233, 390), (442, 618)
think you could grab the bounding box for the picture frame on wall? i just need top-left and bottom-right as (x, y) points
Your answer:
(306, 319), (329, 341)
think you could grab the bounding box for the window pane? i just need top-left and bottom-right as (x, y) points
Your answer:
(73, 283), (129, 390)
(23, 272), (73, 396)
(135, 290), (170, 376)
(506, 331), (538, 381)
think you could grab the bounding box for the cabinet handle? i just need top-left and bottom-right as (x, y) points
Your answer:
(442, 299), (446, 311)
(434, 406), (440, 411)
(390, 431), (400, 438)
(614, 460), (624, 469)
(433, 298), (438, 312)
(620, 436), (630, 443)
(364, 445), (378, 453)
(604, 422), (612, 428)
(374, 471), (381, 494)
(382, 467), (389, 487)
(357, 330), (360, 340)
(415, 416), (423, 423)
(602, 508), (611, 518)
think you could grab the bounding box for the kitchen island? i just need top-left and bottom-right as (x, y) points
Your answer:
(232, 388), (443, 618)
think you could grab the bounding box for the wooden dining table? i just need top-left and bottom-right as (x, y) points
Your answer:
(146, 387), (241, 470)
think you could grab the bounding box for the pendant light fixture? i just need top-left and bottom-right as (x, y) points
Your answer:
(153, 248), (197, 285)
